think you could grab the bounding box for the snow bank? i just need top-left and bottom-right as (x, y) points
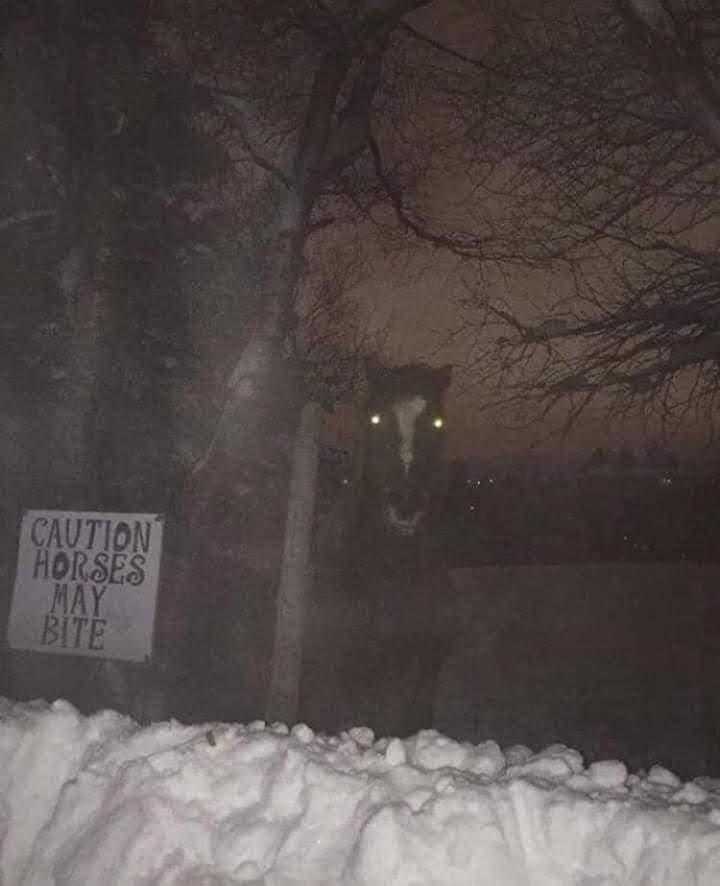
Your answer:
(2, 699), (720, 885)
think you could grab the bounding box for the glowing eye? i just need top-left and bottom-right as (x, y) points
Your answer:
(370, 413), (381, 425)
(433, 417), (444, 429)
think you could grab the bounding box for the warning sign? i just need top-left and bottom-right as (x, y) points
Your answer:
(7, 510), (163, 662)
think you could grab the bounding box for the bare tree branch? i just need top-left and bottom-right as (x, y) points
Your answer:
(458, 0), (720, 431)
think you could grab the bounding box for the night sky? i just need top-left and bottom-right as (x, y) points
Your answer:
(352, 253), (710, 461)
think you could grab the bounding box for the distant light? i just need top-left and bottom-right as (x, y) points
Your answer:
(433, 417), (444, 429)
(370, 414), (381, 425)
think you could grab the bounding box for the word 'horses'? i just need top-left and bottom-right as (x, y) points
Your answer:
(308, 362), (452, 737)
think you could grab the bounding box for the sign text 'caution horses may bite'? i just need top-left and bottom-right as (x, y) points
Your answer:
(8, 511), (164, 662)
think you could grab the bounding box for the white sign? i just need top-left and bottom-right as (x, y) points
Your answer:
(7, 510), (164, 662)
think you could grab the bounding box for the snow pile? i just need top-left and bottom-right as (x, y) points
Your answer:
(2, 699), (720, 885)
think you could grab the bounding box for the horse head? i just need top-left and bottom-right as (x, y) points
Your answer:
(356, 361), (452, 543)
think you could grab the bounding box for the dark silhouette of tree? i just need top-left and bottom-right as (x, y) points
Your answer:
(1, 1), (227, 514)
(0, 0), (239, 711)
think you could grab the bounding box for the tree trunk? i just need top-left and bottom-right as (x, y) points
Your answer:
(266, 399), (323, 725)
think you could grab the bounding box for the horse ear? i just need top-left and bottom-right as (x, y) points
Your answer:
(437, 364), (453, 391)
(362, 354), (385, 388)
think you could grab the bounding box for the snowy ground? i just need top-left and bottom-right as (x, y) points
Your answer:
(2, 700), (720, 884)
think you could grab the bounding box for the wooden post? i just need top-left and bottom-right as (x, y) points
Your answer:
(266, 399), (323, 725)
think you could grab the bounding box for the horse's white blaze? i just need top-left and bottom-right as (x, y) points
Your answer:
(393, 396), (427, 473)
